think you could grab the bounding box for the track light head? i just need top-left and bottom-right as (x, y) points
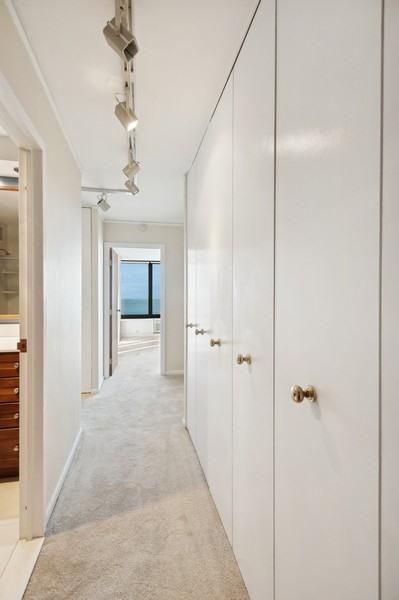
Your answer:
(125, 179), (139, 195)
(115, 101), (138, 132)
(103, 18), (139, 62)
(97, 193), (111, 212)
(123, 159), (140, 179)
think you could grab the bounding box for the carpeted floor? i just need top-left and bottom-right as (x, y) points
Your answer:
(24, 347), (248, 600)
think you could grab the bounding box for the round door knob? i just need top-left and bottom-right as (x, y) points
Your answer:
(13, 387), (19, 395)
(237, 354), (252, 365)
(210, 338), (221, 347)
(14, 362), (19, 370)
(291, 384), (317, 403)
(195, 328), (205, 336)
(14, 413), (19, 420)
(13, 445), (19, 452)
(186, 323), (195, 329)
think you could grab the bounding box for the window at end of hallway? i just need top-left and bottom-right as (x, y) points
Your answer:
(120, 261), (160, 319)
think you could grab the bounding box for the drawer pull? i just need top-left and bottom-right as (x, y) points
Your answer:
(13, 387), (19, 395)
(14, 362), (19, 370)
(13, 445), (19, 452)
(14, 412), (19, 420)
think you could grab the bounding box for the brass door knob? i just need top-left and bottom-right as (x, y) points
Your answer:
(13, 445), (19, 453)
(237, 354), (252, 365)
(291, 384), (317, 403)
(195, 328), (205, 336)
(13, 387), (19, 395)
(210, 338), (221, 347)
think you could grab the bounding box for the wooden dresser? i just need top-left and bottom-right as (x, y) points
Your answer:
(0, 351), (19, 479)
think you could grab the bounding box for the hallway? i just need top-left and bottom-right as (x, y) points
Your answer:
(24, 348), (248, 599)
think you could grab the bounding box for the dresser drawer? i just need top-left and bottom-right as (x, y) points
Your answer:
(0, 403), (19, 429)
(0, 456), (18, 479)
(0, 360), (19, 378)
(0, 378), (19, 403)
(0, 428), (19, 459)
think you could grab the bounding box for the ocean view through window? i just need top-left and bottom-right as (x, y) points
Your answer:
(120, 260), (161, 318)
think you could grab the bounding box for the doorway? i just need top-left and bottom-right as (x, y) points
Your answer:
(0, 134), (20, 575)
(0, 73), (45, 556)
(104, 243), (166, 377)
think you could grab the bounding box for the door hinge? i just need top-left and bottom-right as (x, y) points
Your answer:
(17, 338), (28, 353)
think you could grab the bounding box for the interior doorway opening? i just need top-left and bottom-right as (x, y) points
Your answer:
(118, 247), (161, 360)
(0, 130), (20, 575)
(104, 243), (166, 377)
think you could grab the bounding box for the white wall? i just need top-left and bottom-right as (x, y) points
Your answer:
(382, 0), (399, 594)
(82, 206), (103, 392)
(104, 222), (184, 373)
(0, 1), (81, 518)
(116, 247), (160, 261)
(82, 208), (92, 392)
(0, 136), (18, 160)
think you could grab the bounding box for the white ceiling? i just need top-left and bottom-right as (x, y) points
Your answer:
(11, 0), (258, 223)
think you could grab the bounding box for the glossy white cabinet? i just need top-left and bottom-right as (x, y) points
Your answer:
(187, 79), (234, 541)
(274, 1), (381, 598)
(186, 1), (394, 598)
(186, 172), (198, 445)
(232, 1), (275, 598)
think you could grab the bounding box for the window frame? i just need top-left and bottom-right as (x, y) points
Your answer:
(120, 260), (161, 319)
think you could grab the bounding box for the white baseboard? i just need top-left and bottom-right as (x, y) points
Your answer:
(0, 537), (43, 600)
(164, 370), (184, 376)
(45, 428), (82, 525)
(91, 375), (104, 394)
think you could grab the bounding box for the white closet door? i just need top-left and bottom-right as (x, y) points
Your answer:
(275, 1), (381, 599)
(381, 1), (399, 597)
(191, 126), (212, 478)
(205, 78), (234, 540)
(186, 173), (198, 444)
(232, 1), (275, 597)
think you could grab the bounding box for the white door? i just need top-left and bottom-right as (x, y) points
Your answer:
(192, 119), (212, 479)
(275, 1), (381, 598)
(232, 1), (275, 597)
(188, 78), (234, 540)
(205, 78), (233, 540)
(109, 248), (120, 375)
(186, 174), (198, 444)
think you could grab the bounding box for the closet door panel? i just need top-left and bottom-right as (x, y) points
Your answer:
(232, 1), (275, 598)
(191, 135), (212, 476)
(186, 174), (198, 445)
(206, 78), (234, 540)
(381, 1), (399, 597)
(275, 1), (380, 599)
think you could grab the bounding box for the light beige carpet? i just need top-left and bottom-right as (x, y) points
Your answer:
(24, 347), (248, 600)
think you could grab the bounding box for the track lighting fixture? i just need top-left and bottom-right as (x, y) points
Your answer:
(103, 1), (141, 197)
(123, 158), (140, 179)
(125, 179), (139, 195)
(97, 193), (111, 212)
(115, 101), (138, 132)
(103, 18), (139, 62)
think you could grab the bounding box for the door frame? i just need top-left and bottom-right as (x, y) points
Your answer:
(104, 242), (166, 376)
(0, 72), (45, 539)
